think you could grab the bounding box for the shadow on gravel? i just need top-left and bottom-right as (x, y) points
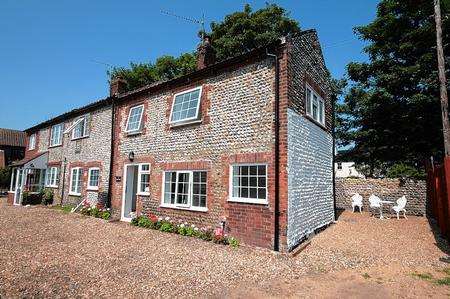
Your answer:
(426, 216), (450, 262)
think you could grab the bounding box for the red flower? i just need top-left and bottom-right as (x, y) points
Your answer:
(147, 212), (158, 223)
(214, 227), (224, 238)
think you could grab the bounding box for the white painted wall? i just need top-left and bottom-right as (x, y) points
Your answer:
(335, 162), (365, 178)
(287, 109), (334, 250)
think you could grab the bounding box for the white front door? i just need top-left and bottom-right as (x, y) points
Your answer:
(121, 164), (139, 221)
(13, 169), (23, 205)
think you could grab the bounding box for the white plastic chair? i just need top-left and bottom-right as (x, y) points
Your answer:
(392, 196), (408, 219)
(369, 194), (381, 217)
(351, 193), (363, 213)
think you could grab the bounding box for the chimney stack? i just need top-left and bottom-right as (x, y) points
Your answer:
(197, 35), (216, 70)
(110, 77), (127, 96)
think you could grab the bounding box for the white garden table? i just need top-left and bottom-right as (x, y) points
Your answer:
(379, 200), (394, 219)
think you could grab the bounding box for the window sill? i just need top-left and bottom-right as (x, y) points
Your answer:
(228, 198), (268, 205)
(160, 204), (208, 213)
(45, 185), (59, 189)
(87, 187), (99, 192)
(169, 119), (202, 129)
(304, 114), (327, 130)
(48, 144), (62, 149)
(71, 135), (89, 141)
(125, 130), (143, 136)
(8, 191), (15, 193)
(137, 192), (150, 196)
(68, 192), (81, 197)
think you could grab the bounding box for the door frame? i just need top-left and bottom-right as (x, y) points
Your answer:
(13, 168), (24, 206)
(121, 163), (139, 222)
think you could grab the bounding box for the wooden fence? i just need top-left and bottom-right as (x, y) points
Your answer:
(426, 157), (450, 241)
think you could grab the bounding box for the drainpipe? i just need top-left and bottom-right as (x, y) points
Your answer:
(332, 93), (337, 221)
(61, 157), (66, 206)
(106, 97), (115, 208)
(267, 48), (280, 252)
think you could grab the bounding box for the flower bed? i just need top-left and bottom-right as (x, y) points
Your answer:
(80, 205), (111, 220)
(131, 214), (239, 248)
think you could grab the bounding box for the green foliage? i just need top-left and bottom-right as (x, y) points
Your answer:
(108, 3), (300, 92)
(228, 237), (240, 248)
(336, 0), (450, 176)
(210, 3), (300, 61)
(137, 216), (153, 228)
(79, 205), (110, 220)
(52, 205), (73, 213)
(386, 163), (425, 179)
(0, 167), (11, 189)
(21, 191), (42, 205)
(159, 221), (174, 233)
(41, 188), (54, 205)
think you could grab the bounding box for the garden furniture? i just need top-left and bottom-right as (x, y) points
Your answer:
(392, 196), (408, 219)
(351, 193), (363, 213)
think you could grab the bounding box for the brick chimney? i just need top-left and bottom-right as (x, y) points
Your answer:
(197, 35), (216, 70)
(109, 77), (127, 96)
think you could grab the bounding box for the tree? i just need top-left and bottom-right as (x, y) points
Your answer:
(0, 167), (11, 189)
(109, 4), (300, 92)
(210, 3), (300, 61)
(337, 0), (450, 177)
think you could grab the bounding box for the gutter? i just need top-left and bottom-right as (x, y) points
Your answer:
(266, 48), (280, 252)
(106, 97), (116, 208)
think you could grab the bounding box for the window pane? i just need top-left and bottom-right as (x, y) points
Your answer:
(319, 100), (324, 124)
(306, 88), (312, 115)
(170, 88), (201, 123)
(127, 106), (143, 132)
(89, 169), (99, 187)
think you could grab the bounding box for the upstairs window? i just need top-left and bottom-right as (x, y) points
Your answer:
(170, 87), (202, 124)
(87, 167), (100, 190)
(72, 116), (89, 140)
(69, 167), (83, 196)
(305, 84), (325, 126)
(162, 170), (207, 211)
(28, 134), (36, 150)
(45, 167), (60, 187)
(125, 105), (144, 133)
(50, 124), (63, 147)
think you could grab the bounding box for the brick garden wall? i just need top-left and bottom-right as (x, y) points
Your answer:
(335, 178), (427, 216)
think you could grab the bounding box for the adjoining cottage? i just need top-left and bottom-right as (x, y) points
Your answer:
(8, 30), (334, 251)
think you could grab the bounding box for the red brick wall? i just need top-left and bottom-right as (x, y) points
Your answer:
(7, 192), (14, 205)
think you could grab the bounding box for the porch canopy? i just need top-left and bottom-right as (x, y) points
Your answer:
(11, 152), (48, 193)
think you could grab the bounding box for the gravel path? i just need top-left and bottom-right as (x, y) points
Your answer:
(0, 199), (448, 298)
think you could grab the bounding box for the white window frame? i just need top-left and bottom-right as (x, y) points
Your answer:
(45, 166), (59, 188)
(305, 83), (325, 126)
(136, 163), (150, 195)
(71, 116), (89, 140)
(9, 168), (16, 192)
(228, 163), (268, 205)
(160, 170), (208, 212)
(50, 123), (63, 147)
(125, 104), (144, 133)
(69, 167), (83, 196)
(169, 86), (203, 125)
(87, 167), (100, 191)
(28, 133), (36, 150)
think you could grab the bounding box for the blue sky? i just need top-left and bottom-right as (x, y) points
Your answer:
(0, 0), (378, 130)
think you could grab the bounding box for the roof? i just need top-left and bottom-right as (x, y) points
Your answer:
(25, 97), (112, 133)
(0, 128), (26, 147)
(25, 30), (319, 133)
(11, 151), (47, 167)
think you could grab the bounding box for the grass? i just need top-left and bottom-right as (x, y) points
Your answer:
(51, 205), (74, 213)
(411, 268), (450, 286)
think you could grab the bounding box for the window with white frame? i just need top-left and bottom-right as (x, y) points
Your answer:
(162, 170), (207, 210)
(137, 164), (150, 194)
(125, 105), (144, 133)
(87, 168), (100, 190)
(50, 123), (63, 146)
(9, 169), (16, 192)
(169, 87), (202, 124)
(305, 84), (325, 125)
(69, 167), (83, 195)
(45, 167), (60, 187)
(229, 164), (267, 204)
(28, 134), (36, 150)
(72, 116), (89, 140)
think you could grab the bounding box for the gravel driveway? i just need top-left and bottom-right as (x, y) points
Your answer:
(0, 199), (449, 298)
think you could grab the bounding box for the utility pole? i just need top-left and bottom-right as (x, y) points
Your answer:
(434, 0), (450, 156)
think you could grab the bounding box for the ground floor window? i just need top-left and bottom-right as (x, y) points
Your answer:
(162, 170), (207, 210)
(229, 164), (267, 204)
(69, 167), (83, 196)
(87, 168), (100, 190)
(45, 167), (60, 188)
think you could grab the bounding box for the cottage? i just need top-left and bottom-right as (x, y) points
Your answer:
(8, 29), (334, 251)
(0, 128), (25, 168)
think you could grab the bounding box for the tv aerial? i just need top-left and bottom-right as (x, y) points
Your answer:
(160, 9), (206, 40)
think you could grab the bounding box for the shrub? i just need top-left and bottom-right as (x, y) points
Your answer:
(228, 237), (239, 248)
(100, 210), (111, 220)
(41, 188), (54, 205)
(386, 163), (425, 180)
(21, 191), (42, 205)
(89, 207), (100, 218)
(159, 221), (174, 233)
(137, 216), (153, 228)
